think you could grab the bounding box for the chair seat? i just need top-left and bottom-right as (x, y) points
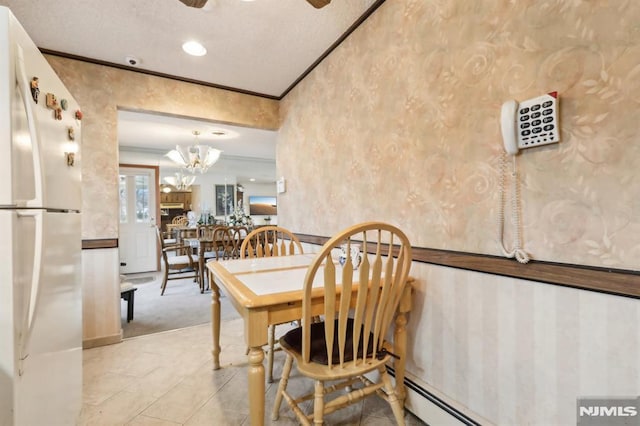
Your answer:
(201, 250), (231, 260)
(167, 255), (197, 267)
(202, 251), (218, 259)
(282, 319), (374, 365)
(120, 281), (135, 292)
(163, 238), (177, 245)
(280, 319), (390, 381)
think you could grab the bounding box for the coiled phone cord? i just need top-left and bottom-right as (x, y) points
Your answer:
(498, 152), (530, 264)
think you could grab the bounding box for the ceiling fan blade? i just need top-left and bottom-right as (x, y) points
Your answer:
(179, 0), (209, 8)
(306, 0), (331, 8)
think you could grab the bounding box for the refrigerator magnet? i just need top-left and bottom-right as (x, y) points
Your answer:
(60, 99), (68, 110)
(75, 110), (83, 121)
(55, 107), (63, 120)
(68, 127), (75, 140)
(45, 92), (58, 109)
(30, 77), (40, 103)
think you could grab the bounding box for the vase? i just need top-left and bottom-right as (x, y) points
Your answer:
(338, 244), (361, 270)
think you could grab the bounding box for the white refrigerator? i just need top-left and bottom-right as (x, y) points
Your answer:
(0, 6), (82, 425)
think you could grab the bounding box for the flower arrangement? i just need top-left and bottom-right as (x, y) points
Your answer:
(227, 206), (253, 227)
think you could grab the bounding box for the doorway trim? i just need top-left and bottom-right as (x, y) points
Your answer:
(119, 163), (161, 271)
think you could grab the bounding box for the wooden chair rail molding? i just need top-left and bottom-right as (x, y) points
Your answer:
(295, 234), (640, 299)
(82, 239), (119, 250)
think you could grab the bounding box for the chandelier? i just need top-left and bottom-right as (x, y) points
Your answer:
(163, 171), (196, 191)
(165, 130), (222, 173)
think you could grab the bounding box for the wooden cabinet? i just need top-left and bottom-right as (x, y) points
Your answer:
(160, 191), (192, 207)
(160, 191), (192, 231)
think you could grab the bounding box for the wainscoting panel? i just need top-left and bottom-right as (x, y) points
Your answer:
(407, 262), (640, 425)
(81, 248), (122, 348)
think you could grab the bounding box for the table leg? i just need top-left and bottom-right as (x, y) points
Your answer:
(127, 289), (135, 322)
(211, 270), (221, 370)
(248, 346), (265, 426)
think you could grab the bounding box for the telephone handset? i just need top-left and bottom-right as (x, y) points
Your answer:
(498, 92), (560, 263)
(500, 100), (519, 155)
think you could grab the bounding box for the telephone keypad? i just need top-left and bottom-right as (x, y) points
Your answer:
(515, 92), (559, 149)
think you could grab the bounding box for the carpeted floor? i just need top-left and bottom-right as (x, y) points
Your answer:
(120, 272), (240, 339)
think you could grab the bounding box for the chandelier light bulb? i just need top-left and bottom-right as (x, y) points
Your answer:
(165, 130), (222, 173)
(164, 171), (196, 191)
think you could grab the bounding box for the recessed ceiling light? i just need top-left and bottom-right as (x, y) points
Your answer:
(249, 178), (256, 182)
(182, 41), (207, 56)
(209, 128), (238, 139)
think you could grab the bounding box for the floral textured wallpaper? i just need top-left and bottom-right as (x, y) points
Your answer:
(45, 55), (279, 240)
(278, 1), (640, 424)
(279, 0), (640, 271)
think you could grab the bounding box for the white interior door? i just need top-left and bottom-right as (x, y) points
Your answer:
(119, 167), (157, 274)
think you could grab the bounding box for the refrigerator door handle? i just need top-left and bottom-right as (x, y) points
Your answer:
(16, 209), (44, 376)
(15, 44), (44, 209)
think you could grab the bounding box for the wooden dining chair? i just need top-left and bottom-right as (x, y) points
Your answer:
(240, 226), (304, 383)
(169, 215), (189, 242)
(240, 225), (303, 259)
(212, 226), (235, 260)
(171, 215), (188, 225)
(229, 226), (249, 259)
(272, 222), (413, 425)
(156, 226), (199, 296)
(175, 226), (197, 246)
(195, 225), (236, 292)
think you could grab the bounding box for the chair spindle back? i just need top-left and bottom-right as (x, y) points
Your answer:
(301, 222), (412, 368)
(240, 226), (303, 259)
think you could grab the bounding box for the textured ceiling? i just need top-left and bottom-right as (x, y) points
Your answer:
(0, 0), (378, 98)
(117, 110), (277, 161)
(0, 0), (380, 183)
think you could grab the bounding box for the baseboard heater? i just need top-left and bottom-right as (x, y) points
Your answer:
(386, 366), (482, 426)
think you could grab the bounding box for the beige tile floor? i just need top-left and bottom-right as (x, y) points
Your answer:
(80, 318), (425, 425)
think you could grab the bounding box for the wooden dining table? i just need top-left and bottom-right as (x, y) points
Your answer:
(206, 253), (413, 425)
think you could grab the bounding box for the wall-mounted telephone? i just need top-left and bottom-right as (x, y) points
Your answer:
(498, 92), (560, 263)
(500, 91), (560, 155)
